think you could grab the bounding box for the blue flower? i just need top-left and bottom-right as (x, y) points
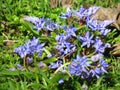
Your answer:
(99, 28), (111, 36)
(64, 26), (77, 37)
(24, 16), (45, 32)
(99, 59), (109, 73)
(91, 53), (103, 62)
(58, 79), (64, 84)
(26, 57), (33, 64)
(14, 45), (28, 58)
(93, 39), (111, 53)
(16, 64), (25, 71)
(60, 9), (72, 19)
(78, 31), (94, 48)
(73, 6), (99, 19)
(33, 17), (46, 31)
(68, 55), (90, 78)
(86, 18), (114, 35)
(24, 16), (40, 25)
(56, 34), (71, 43)
(97, 20), (114, 35)
(45, 19), (61, 31)
(49, 60), (63, 69)
(86, 18), (98, 31)
(87, 6), (100, 16)
(98, 20), (114, 29)
(68, 55), (109, 79)
(14, 37), (45, 58)
(24, 16), (61, 32)
(94, 67), (102, 78)
(55, 42), (76, 58)
(89, 58), (109, 78)
(73, 7), (86, 19)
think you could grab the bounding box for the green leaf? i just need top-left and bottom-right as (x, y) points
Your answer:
(21, 20), (39, 36)
(49, 72), (69, 85)
(0, 70), (19, 76)
(51, 32), (57, 38)
(40, 36), (56, 42)
(27, 83), (44, 89)
(43, 57), (57, 64)
(74, 81), (82, 90)
(43, 48), (51, 56)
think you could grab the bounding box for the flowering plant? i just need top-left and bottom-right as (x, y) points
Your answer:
(13, 6), (114, 88)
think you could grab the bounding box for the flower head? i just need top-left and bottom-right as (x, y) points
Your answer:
(68, 55), (90, 78)
(24, 16), (61, 32)
(89, 58), (109, 78)
(60, 9), (72, 19)
(56, 34), (70, 43)
(14, 37), (45, 58)
(64, 26), (77, 37)
(86, 18), (114, 35)
(58, 79), (64, 84)
(73, 6), (99, 19)
(49, 60), (63, 69)
(78, 31), (94, 48)
(55, 42), (76, 58)
(93, 39), (110, 53)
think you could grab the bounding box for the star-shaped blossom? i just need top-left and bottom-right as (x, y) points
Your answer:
(78, 31), (94, 48)
(24, 16), (45, 32)
(86, 18), (98, 31)
(45, 19), (61, 31)
(73, 6), (100, 19)
(68, 55), (90, 78)
(99, 28), (111, 36)
(56, 34), (70, 43)
(89, 58), (109, 78)
(73, 7), (86, 19)
(93, 39), (111, 53)
(49, 60), (63, 69)
(86, 18), (114, 35)
(33, 17), (46, 31)
(60, 9), (72, 19)
(14, 37), (45, 58)
(99, 59), (109, 73)
(55, 42), (76, 58)
(64, 26), (77, 37)
(98, 20), (114, 29)
(24, 16), (61, 32)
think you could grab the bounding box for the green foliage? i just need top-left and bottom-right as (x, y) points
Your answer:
(0, 0), (120, 90)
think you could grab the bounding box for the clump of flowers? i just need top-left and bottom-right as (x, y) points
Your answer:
(14, 37), (45, 64)
(14, 6), (114, 83)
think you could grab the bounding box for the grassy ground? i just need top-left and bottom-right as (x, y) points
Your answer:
(0, 0), (120, 90)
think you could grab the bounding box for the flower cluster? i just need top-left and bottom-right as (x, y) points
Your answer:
(86, 18), (114, 35)
(14, 6), (114, 82)
(55, 41), (76, 58)
(14, 37), (45, 64)
(24, 16), (61, 32)
(78, 31), (94, 48)
(73, 6), (100, 19)
(78, 32), (111, 53)
(60, 6), (99, 20)
(68, 55), (109, 79)
(55, 26), (77, 58)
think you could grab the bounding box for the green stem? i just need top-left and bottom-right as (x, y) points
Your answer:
(54, 62), (70, 74)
